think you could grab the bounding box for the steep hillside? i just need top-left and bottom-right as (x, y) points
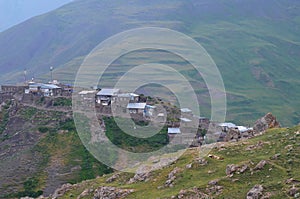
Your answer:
(44, 126), (300, 198)
(0, 0), (300, 126)
(0, 99), (112, 198)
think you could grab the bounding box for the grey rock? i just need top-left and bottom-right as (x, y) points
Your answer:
(247, 185), (264, 199)
(253, 113), (280, 134)
(226, 164), (238, 176)
(93, 186), (134, 199)
(254, 160), (268, 170)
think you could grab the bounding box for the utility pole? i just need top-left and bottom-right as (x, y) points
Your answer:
(50, 66), (54, 83)
(24, 68), (27, 83)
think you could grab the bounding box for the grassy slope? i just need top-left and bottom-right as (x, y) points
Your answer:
(58, 126), (300, 198)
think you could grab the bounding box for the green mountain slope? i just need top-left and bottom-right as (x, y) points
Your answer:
(0, 0), (300, 125)
(48, 126), (300, 198)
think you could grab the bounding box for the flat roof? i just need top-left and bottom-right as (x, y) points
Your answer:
(117, 93), (139, 97)
(219, 123), (236, 128)
(180, 118), (192, 122)
(181, 108), (192, 113)
(237, 126), (253, 133)
(97, 88), (120, 96)
(127, 103), (146, 109)
(168, 128), (181, 134)
(79, 90), (96, 95)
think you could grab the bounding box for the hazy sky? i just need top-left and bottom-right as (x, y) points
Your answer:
(0, 0), (73, 32)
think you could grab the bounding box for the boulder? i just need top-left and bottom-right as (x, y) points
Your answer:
(226, 164), (238, 176)
(254, 160), (268, 170)
(51, 183), (73, 199)
(106, 173), (120, 183)
(165, 167), (181, 187)
(247, 185), (264, 199)
(196, 158), (208, 166)
(128, 172), (150, 184)
(77, 189), (93, 199)
(93, 186), (134, 199)
(239, 164), (248, 173)
(288, 185), (299, 197)
(253, 113), (280, 134)
(224, 128), (241, 142)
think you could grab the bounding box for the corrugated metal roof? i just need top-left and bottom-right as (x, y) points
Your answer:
(127, 103), (146, 109)
(168, 128), (181, 134)
(30, 83), (61, 89)
(97, 88), (120, 96)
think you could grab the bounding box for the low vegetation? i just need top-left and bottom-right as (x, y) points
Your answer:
(55, 126), (300, 198)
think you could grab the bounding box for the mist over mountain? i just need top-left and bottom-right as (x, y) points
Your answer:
(0, 0), (73, 32)
(0, 0), (300, 125)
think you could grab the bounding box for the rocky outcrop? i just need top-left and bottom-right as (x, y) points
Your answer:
(127, 172), (151, 184)
(254, 160), (268, 170)
(177, 188), (209, 199)
(246, 185), (264, 199)
(93, 186), (134, 199)
(288, 185), (299, 197)
(226, 164), (238, 176)
(253, 113), (280, 134)
(224, 128), (241, 142)
(77, 188), (94, 199)
(51, 183), (74, 199)
(195, 158), (208, 166)
(106, 173), (120, 183)
(165, 167), (182, 187)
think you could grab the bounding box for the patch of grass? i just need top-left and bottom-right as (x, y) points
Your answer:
(53, 97), (72, 106)
(38, 126), (50, 133)
(104, 116), (168, 153)
(20, 107), (37, 120)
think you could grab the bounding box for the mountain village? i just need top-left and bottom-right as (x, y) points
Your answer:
(0, 76), (271, 147)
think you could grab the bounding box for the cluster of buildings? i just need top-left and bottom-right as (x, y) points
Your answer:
(1, 80), (73, 97)
(1, 81), (254, 145)
(78, 88), (156, 117)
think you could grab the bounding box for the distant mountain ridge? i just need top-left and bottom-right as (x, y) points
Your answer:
(0, 0), (300, 126)
(0, 0), (73, 32)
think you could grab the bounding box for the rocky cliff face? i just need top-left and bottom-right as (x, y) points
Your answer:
(253, 112), (280, 134)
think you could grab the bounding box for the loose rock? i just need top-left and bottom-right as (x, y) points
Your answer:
(93, 186), (134, 199)
(254, 160), (268, 170)
(247, 185), (264, 199)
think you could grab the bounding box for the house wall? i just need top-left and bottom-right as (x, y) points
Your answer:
(1, 85), (27, 94)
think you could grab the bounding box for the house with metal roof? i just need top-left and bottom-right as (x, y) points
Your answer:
(126, 102), (146, 114)
(96, 88), (120, 105)
(28, 83), (62, 96)
(117, 93), (139, 103)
